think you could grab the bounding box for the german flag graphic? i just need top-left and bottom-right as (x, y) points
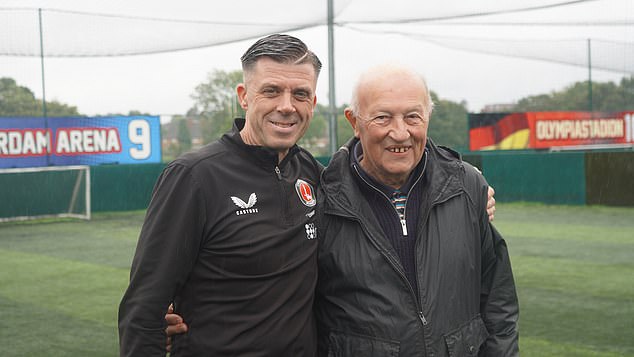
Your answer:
(469, 113), (530, 151)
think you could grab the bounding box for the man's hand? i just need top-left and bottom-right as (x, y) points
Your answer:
(165, 304), (188, 352)
(487, 186), (496, 222)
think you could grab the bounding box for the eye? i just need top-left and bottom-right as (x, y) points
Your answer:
(261, 87), (279, 96)
(371, 115), (391, 126)
(293, 90), (311, 101)
(405, 113), (424, 125)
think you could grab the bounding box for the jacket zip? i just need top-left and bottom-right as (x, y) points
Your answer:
(336, 195), (429, 338)
(275, 165), (292, 225)
(349, 154), (429, 352)
(348, 215), (429, 357)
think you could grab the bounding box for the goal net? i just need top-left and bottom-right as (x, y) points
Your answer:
(0, 165), (91, 222)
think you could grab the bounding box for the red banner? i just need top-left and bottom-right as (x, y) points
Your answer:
(469, 111), (634, 151)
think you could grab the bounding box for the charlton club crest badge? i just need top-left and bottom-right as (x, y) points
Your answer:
(295, 179), (316, 207)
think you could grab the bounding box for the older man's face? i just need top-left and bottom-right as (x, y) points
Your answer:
(347, 73), (430, 189)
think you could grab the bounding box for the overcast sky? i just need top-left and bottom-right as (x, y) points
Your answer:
(1, 0), (632, 119)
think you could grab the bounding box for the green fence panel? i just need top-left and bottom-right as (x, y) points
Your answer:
(586, 152), (634, 206)
(90, 163), (165, 212)
(481, 151), (586, 205)
(85, 151), (632, 213)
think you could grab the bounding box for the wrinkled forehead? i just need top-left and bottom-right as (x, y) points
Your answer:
(359, 75), (429, 111)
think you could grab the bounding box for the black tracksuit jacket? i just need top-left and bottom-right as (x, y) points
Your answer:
(119, 119), (322, 356)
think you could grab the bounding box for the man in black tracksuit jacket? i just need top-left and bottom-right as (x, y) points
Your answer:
(119, 119), (322, 355)
(118, 34), (325, 356)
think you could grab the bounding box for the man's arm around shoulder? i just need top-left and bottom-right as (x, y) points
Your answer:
(461, 162), (519, 356)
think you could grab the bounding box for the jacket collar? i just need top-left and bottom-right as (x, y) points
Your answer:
(220, 118), (301, 169)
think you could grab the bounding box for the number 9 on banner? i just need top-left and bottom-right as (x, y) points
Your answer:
(128, 119), (151, 160)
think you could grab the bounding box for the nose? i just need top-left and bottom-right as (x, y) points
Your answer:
(277, 91), (296, 114)
(388, 116), (411, 141)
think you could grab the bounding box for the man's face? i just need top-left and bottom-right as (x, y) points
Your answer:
(237, 57), (317, 160)
(346, 73), (430, 189)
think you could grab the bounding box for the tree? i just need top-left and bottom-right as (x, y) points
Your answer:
(127, 110), (152, 116)
(513, 76), (634, 112)
(190, 70), (244, 143)
(304, 103), (349, 157)
(428, 91), (469, 151)
(176, 117), (192, 154)
(0, 77), (80, 117)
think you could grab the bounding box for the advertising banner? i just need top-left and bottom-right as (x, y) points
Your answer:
(469, 111), (634, 151)
(0, 116), (161, 168)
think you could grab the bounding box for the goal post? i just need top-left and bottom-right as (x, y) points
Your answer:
(0, 165), (91, 222)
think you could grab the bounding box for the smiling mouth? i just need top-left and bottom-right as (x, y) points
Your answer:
(388, 146), (410, 153)
(271, 121), (296, 128)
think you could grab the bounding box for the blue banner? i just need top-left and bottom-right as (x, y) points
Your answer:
(0, 116), (162, 168)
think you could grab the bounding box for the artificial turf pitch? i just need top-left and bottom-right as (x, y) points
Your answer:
(1, 203), (632, 356)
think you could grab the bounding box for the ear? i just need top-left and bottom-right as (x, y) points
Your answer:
(344, 107), (360, 138)
(236, 83), (248, 111)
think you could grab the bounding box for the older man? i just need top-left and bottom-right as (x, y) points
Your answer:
(314, 64), (519, 356)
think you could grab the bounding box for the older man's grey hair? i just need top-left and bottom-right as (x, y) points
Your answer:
(240, 34), (322, 79)
(349, 63), (434, 118)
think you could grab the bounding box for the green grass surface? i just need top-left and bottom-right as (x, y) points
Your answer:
(1, 204), (633, 356)
(494, 203), (634, 357)
(0, 211), (142, 356)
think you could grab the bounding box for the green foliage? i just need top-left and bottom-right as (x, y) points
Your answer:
(428, 91), (469, 151)
(0, 77), (80, 117)
(336, 115), (354, 148)
(176, 117), (192, 153)
(514, 76), (634, 112)
(101, 110), (153, 117)
(161, 116), (193, 161)
(127, 110), (151, 116)
(302, 103), (350, 156)
(190, 69), (244, 143)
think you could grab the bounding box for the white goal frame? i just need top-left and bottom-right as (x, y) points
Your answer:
(0, 165), (91, 222)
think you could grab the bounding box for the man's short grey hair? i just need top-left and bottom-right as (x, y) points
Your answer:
(241, 34), (322, 78)
(349, 64), (434, 118)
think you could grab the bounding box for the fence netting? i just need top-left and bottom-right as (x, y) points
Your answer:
(1, 0), (632, 73)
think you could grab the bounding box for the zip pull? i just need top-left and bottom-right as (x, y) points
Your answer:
(418, 312), (428, 326)
(274, 166), (282, 180)
(400, 218), (408, 236)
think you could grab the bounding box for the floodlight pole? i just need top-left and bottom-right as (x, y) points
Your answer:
(38, 8), (47, 119)
(327, 0), (338, 155)
(587, 38), (593, 114)
(39, 8), (50, 165)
